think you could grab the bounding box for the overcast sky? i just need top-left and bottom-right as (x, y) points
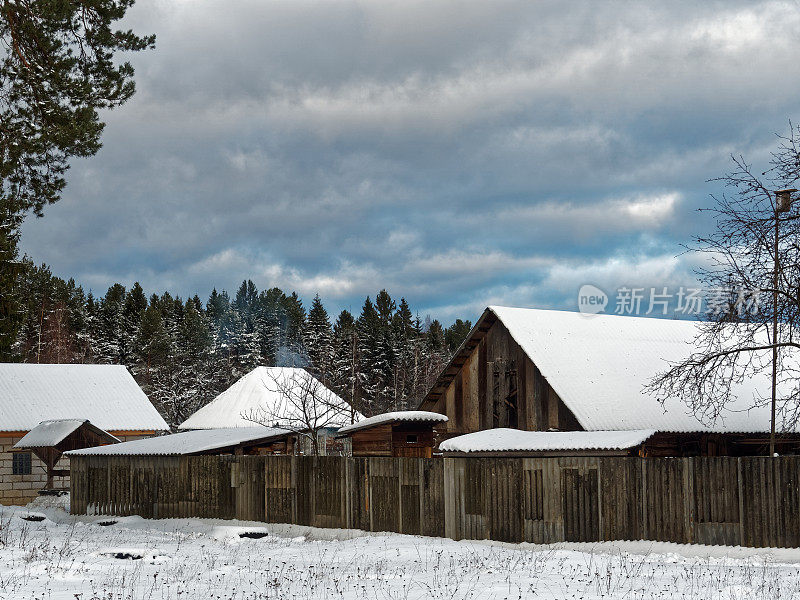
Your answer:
(19, 0), (800, 323)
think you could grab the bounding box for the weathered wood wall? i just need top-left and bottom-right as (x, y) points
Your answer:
(423, 315), (582, 435)
(70, 455), (800, 548)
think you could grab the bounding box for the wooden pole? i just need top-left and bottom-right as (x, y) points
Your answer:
(771, 189), (796, 457)
(771, 200), (779, 458)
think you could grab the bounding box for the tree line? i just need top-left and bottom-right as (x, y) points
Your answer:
(7, 259), (472, 427)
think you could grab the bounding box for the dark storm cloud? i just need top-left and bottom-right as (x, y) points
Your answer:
(20, 0), (800, 322)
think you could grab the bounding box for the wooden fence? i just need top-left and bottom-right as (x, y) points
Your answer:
(70, 455), (800, 548)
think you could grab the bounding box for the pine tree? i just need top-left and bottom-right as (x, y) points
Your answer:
(423, 319), (449, 395)
(304, 295), (333, 382)
(257, 287), (286, 365)
(136, 305), (171, 373)
(279, 292), (307, 366)
(1, 1), (154, 348)
(94, 284), (128, 363)
(168, 301), (215, 427)
(332, 310), (359, 424)
(356, 297), (385, 415)
(445, 319), (473, 353)
(392, 298), (416, 410)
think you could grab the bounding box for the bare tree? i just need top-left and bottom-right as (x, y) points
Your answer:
(242, 368), (353, 455)
(646, 124), (800, 453)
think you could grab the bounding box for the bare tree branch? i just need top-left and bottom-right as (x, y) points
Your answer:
(646, 123), (800, 434)
(241, 368), (353, 455)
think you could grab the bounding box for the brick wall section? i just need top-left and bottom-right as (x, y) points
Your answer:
(0, 433), (150, 506)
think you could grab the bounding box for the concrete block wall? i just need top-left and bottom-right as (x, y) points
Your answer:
(1, 433), (152, 506)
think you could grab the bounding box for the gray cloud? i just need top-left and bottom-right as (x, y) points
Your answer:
(19, 0), (800, 324)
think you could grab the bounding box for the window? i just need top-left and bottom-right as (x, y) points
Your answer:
(12, 452), (31, 475)
(406, 434), (418, 444)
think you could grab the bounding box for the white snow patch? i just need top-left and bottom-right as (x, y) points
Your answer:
(1, 502), (800, 599)
(440, 428), (656, 453)
(14, 419), (119, 448)
(338, 410), (447, 434)
(67, 426), (289, 456)
(178, 367), (363, 430)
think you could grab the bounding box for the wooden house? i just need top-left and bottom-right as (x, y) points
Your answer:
(337, 411), (448, 457)
(0, 363), (168, 505)
(419, 307), (800, 457)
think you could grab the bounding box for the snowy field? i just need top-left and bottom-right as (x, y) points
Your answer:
(2, 498), (800, 599)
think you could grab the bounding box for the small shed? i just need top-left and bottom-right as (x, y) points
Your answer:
(337, 411), (448, 458)
(13, 419), (119, 491)
(439, 428), (657, 457)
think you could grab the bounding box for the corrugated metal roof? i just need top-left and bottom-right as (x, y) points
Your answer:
(439, 428), (656, 453)
(66, 427), (289, 456)
(488, 306), (793, 434)
(178, 367), (363, 430)
(13, 419), (119, 448)
(0, 364), (169, 432)
(338, 411), (448, 435)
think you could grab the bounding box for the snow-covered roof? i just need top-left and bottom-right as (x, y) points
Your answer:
(338, 411), (448, 435)
(0, 364), (169, 432)
(13, 419), (119, 449)
(439, 428), (657, 454)
(178, 367), (362, 430)
(66, 427), (290, 456)
(482, 306), (791, 434)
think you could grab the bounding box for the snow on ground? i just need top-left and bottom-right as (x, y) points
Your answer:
(1, 497), (800, 599)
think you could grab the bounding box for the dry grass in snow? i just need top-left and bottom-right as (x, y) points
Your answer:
(1, 498), (800, 599)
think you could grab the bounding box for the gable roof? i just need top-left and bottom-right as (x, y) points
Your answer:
(67, 426), (289, 456)
(178, 367), (362, 430)
(423, 306), (793, 434)
(13, 419), (119, 449)
(0, 364), (168, 432)
(439, 428), (656, 454)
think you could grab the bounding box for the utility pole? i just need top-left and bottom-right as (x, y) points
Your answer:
(771, 189), (796, 457)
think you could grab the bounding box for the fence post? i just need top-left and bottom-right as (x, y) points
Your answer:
(683, 457), (694, 544)
(640, 458), (647, 540)
(596, 458), (603, 540)
(344, 456), (352, 529)
(290, 455), (297, 525)
(368, 458), (374, 531)
(443, 457), (455, 539)
(737, 457), (745, 546)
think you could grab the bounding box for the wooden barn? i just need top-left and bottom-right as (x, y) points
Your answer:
(337, 411), (448, 457)
(419, 306), (800, 457)
(0, 363), (168, 505)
